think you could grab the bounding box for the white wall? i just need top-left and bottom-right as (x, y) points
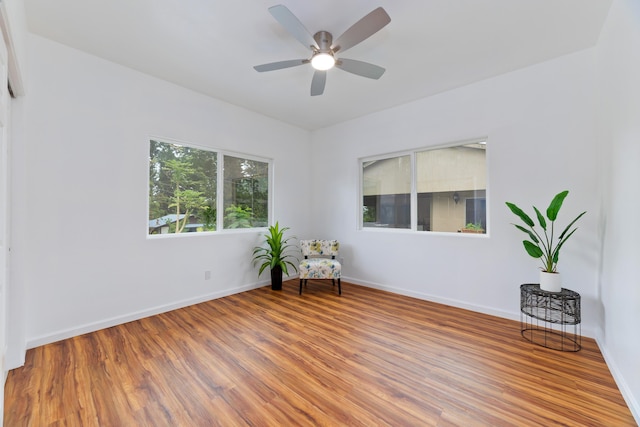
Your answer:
(0, 0), (28, 94)
(2, 0), (29, 401)
(595, 0), (640, 420)
(10, 34), (311, 358)
(6, 4), (639, 422)
(310, 49), (600, 331)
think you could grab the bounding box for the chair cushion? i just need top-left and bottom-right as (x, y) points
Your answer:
(300, 240), (339, 257)
(299, 258), (341, 279)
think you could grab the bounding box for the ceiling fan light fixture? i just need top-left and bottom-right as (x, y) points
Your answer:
(254, 5), (391, 95)
(311, 52), (335, 70)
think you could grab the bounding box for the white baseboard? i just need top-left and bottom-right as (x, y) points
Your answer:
(342, 277), (637, 421)
(342, 275), (517, 318)
(25, 275), (598, 348)
(341, 276), (595, 338)
(24, 274), (600, 352)
(26, 281), (269, 349)
(18, 275), (635, 424)
(595, 330), (640, 425)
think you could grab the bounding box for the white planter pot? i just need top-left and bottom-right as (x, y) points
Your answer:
(540, 271), (562, 292)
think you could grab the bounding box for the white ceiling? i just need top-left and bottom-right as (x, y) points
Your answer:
(24, 0), (612, 130)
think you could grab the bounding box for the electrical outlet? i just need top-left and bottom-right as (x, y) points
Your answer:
(340, 257), (344, 265)
(204, 270), (211, 280)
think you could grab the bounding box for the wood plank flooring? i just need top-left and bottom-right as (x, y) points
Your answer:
(4, 280), (636, 426)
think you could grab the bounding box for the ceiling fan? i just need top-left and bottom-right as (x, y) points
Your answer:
(254, 5), (391, 96)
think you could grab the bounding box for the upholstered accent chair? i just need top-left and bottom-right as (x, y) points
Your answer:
(298, 240), (341, 295)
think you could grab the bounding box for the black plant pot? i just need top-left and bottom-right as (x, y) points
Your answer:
(270, 265), (283, 291)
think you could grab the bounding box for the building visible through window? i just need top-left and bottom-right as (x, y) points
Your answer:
(361, 140), (487, 234)
(362, 155), (411, 229)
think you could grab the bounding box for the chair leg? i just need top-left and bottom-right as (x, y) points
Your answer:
(300, 278), (340, 295)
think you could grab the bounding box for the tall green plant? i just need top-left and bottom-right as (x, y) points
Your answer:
(252, 222), (298, 276)
(506, 191), (586, 273)
(200, 205), (216, 231)
(224, 205), (253, 228)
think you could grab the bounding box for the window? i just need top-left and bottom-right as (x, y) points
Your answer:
(416, 142), (487, 233)
(148, 139), (271, 235)
(362, 156), (411, 229)
(223, 155), (269, 229)
(361, 140), (487, 234)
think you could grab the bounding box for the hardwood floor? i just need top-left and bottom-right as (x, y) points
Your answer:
(4, 280), (636, 426)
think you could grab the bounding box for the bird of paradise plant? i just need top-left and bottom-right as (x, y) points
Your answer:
(506, 191), (586, 273)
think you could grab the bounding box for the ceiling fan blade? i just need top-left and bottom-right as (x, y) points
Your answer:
(310, 70), (326, 96)
(335, 58), (385, 79)
(254, 59), (307, 72)
(332, 7), (391, 54)
(268, 5), (318, 50)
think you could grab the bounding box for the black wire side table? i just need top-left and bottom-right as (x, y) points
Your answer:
(520, 284), (581, 352)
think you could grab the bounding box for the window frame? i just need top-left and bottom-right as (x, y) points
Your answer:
(147, 137), (273, 238)
(359, 138), (488, 236)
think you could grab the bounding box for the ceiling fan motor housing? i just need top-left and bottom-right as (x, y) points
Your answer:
(313, 31), (333, 53)
(254, 6), (391, 95)
(311, 31), (336, 70)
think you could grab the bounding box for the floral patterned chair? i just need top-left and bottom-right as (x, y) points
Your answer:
(298, 240), (341, 295)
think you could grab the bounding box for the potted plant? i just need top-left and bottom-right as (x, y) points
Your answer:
(461, 222), (485, 233)
(252, 222), (298, 290)
(506, 190), (586, 292)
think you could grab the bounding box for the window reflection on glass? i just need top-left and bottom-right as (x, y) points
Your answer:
(362, 155), (411, 229)
(361, 141), (487, 234)
(149, 140), (217, 235)
(416, 143), (487, 233)
(148, 139), (271, 236)
(223, 156), (269, 229)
